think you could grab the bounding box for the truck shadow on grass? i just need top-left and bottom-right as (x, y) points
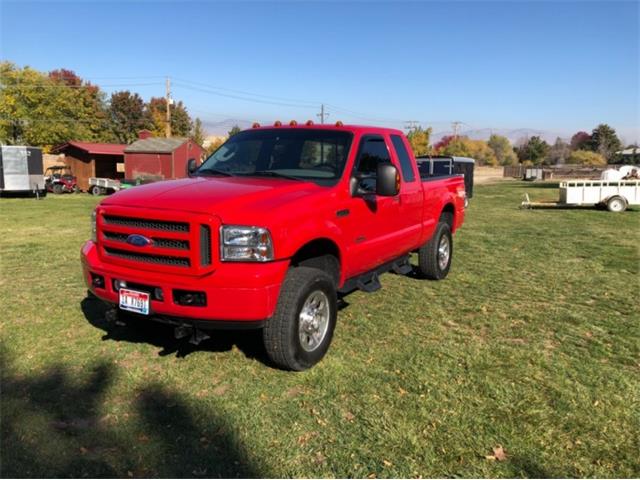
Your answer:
(0, 351), (265, 478)
(81, 293), (352, 366)
(80, 293), (272, 364)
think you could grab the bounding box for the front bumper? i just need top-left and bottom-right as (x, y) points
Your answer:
(81, 240), (288, 322)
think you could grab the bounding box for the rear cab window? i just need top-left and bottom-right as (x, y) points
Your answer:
(390, 135), (416, 182)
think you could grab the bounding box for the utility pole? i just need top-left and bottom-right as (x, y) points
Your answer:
(404, 120), (420, 132)
(452, 121), (462, 140)
(317, 104), (329, 124)
(165, 76), (172, 138)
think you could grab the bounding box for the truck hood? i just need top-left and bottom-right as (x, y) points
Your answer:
(102, 176), (326, 219)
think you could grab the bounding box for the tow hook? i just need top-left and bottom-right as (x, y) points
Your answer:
(174, 324), (210, 346)
(105, 307), (125, 326)
(174, 325), (191, 340)
(189, 328), (210, 346)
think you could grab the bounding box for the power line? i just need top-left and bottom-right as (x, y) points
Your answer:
(0, 82), (163, 89)
(173, 77), (320, 107)
(172, 82), (319, 109)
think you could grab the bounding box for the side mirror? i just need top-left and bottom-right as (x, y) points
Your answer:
(186, 158), (197, 177)
(376, 163), (400, 196)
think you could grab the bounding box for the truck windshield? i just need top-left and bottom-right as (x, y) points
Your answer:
(196, 129), (353, 186)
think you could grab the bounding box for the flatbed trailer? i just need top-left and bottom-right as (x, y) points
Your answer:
(88, 177), (136, 195)
(522, 179), (640, 212)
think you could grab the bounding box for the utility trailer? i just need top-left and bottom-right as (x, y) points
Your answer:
(88, 177), (137, 195)
(0, 146), (46, 196)
(416, 155), (475, 207)
(522, 179), (640, 212)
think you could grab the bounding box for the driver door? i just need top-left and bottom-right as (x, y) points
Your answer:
(341, 135), (403, 275)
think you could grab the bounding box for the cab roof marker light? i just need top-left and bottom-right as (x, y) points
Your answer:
(274, 120), (282, 127)
(252, 122), (260, 128)
(289, 120), (297, 126)
(306, 120), (314, 126)
(335, 121), (343, 127)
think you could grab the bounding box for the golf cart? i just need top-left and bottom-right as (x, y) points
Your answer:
(45, 166), (78, 194)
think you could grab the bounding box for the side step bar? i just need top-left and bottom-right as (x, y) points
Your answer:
(339, 255), (413, 295)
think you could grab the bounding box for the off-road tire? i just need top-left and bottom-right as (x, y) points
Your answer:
(263, 267), (337, 371)
(52, 184), (64, 194)
(418, 222), (453, 280)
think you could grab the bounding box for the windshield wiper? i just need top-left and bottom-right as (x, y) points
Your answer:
(246, 170), (304, 181)
(195, 169), (234, 177)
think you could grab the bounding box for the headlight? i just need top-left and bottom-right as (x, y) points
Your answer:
(220, 225), (273, 262)
(91, 210), (97, 242)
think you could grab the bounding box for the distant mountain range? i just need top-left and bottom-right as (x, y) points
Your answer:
(203, 119), (568, 145)
(431, 128), (566, 145)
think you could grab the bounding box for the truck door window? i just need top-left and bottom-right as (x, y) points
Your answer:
(390, 135), (416, 182)
(353, 136), (392, 192)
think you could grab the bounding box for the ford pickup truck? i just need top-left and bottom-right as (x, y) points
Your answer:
(82, 122), (466, 370)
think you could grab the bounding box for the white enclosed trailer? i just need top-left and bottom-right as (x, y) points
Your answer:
(0, 146), (46, 196)
(522, 179), (640, 212)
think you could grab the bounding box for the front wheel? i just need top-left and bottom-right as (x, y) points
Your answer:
(418, 222), (453, 280)
(263, 267), (337, 371)
(52, 184), (64, 194)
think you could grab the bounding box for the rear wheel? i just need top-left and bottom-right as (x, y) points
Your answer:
(607, 196), (627, 212)
(418, 222), (453, 280)
(52, 184), (64, 194)
(91, 185), (102, 196)
(263, 267), (337, 371)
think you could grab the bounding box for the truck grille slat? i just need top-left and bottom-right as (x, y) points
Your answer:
(103, 215), (189, 232)
(102, 231), (189, 250)
(104, 246), (191, 267)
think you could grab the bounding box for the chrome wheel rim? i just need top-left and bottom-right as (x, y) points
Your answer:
(298, 290), (330, 352)
(610, 199), (623, 212)
(438, 234), (450, 271)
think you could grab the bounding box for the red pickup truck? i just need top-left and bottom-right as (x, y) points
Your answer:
(82, 123), (466, 370)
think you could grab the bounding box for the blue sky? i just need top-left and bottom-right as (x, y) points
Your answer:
(1, 1), (638, 142)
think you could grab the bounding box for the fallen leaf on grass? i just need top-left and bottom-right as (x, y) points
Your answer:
(398, 387), (407, 396)
(383, 460), (392, 467)
(485, 445), (507, 461)
(343, 411), (355, 422)
(212, 385), (229, 396)
(285, 386), (304, 398)
(297, 431), (318, 446)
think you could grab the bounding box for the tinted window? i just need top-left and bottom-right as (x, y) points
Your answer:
(432, 160), (452, 176)
(390, 135), (415, 182)
(198, 129), (353, 186)
(353, 136), (392, 192)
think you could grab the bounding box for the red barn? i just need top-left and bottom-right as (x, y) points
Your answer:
(124, 130), (204, 181)
(52, 141), (127, 192)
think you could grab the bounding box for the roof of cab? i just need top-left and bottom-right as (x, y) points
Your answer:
(250, 123), (405, 136)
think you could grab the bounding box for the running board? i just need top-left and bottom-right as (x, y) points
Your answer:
(339, 255), (412, 294)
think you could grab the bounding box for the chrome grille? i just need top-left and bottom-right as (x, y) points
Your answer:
(103, 215), (189, 232)
(104, 246), (191, 267)
(102, 231), (189, 250)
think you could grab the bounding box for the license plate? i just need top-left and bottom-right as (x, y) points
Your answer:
(119, 288), (150, 315)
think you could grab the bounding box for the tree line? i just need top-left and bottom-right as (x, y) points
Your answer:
(0, 62), (205, 150)
(406, 124), (634, 166)
(1, 62), (635, 165)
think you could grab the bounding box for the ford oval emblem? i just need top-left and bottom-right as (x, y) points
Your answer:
(126, 234), (152, 247)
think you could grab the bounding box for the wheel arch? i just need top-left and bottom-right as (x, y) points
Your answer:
(440, 202), (455, 229)
(290, 238), (342, 285)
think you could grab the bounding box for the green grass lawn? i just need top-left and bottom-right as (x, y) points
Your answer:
(1, 182), (638, 478)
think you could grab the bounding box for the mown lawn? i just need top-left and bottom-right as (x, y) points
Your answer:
(1, 182), (638, 478)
